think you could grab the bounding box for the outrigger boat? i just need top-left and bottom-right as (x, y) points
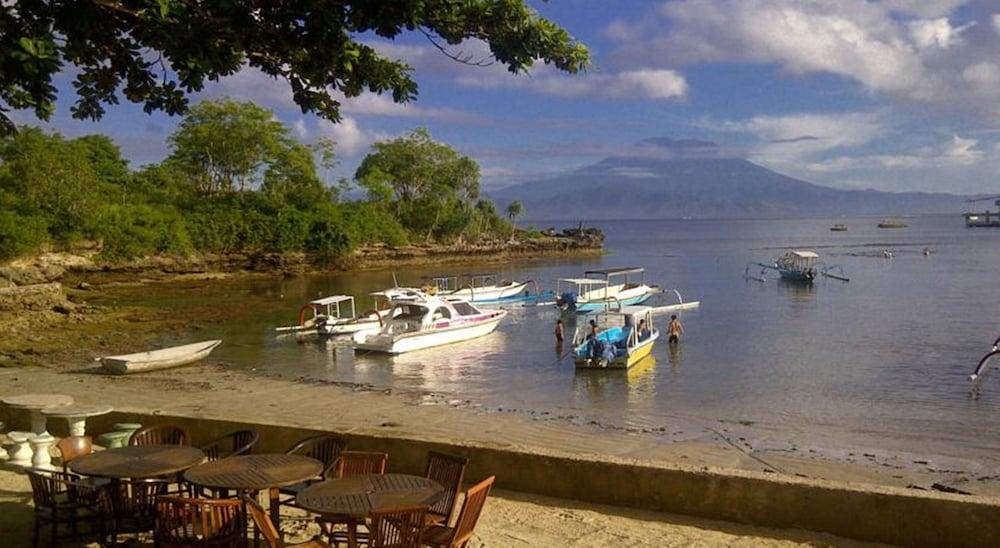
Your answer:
(277, 289), (416, 336)
(573, 306), (659, 369)
(425, 273), (532, 302)
(747, 251), (849, 283)
(555, 267), (659, 313)
(353, 290), (507, 354)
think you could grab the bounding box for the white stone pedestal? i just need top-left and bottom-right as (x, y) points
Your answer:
(0, 421), (7, 460)
(8, 431), (34, 467)
(29, 433), (56, 470)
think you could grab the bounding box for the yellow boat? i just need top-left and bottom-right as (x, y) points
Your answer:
(573, 306), (659, 369)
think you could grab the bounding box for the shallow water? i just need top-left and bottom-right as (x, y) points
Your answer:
(104, 215), (1000, 469)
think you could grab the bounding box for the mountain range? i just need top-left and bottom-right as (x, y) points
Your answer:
(490, 138), (965, 220)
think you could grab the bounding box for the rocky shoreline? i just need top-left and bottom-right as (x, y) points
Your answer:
(0, 230), (603, 367)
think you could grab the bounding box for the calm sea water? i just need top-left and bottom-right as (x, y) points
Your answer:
(111, 215), (1000, 467)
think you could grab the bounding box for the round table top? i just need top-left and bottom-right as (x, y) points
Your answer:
(184, 454), (323, 491)
(2, 394), (74, 409)
(69, 445), (205, 479)
(296, 474), (445, 517)
(42, 404), (114, 417)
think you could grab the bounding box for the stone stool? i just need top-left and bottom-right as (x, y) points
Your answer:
(0, 421), (7, 460)
(98, 430), (132, 449)
(8, 431), (34, 467)
(114, 423), (142, 439)
(29, 433), (56, 470)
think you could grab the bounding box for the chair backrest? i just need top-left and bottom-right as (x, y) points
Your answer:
(285, 435), (346, 474)
(243, 495), (282, 548)
(25, 468), (61, 509)
(129, 424), (189, 446)
(108, 478), (170, 519)
(425, 451), (468, 521)
(369, 505), (428, 548)
(201, 429), (259, 461)
(335, 451), (388, 478)
(450, 476), (495, 547)
(155, 496), (243, 547)
(57, 435), (93, 472)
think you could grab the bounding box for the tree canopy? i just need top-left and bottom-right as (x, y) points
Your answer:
(0, 99), (515, 261)
(0, 0), (590, 135)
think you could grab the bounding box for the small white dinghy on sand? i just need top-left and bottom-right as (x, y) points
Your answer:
(100, 340), (222, 375)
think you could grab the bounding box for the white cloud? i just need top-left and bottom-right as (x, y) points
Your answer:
(292, 117), (386, 158)
(908, 18), (973, 49)
(712, 111), (886, 165)
(456, 68), (688, 101)
(805, 134), (985, 172)
(992, 14), (1000, 35)
(608, 0), (1000, 119)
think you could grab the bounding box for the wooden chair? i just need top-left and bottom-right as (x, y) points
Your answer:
(56, 435), (93, 473)
(335, 451), (388, 477)
(278, 435), (347, 511)
(26, 468), (107, 547)
(105, 477), (170, 545)
(129, 424), (190, 446)
(424, 452), (467, 525)
(243, 495), (329, 548)
(369, 505), (427, 548)
(201, 428), (259, 461)
(421, 476), (495, 548)
(154, 496), (244, 547)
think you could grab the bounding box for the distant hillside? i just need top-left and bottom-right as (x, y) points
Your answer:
(490, 138), (964, 220)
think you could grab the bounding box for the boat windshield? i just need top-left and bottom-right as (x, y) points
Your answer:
(451, 301), (480, 316)
(384, 303), (428, 334)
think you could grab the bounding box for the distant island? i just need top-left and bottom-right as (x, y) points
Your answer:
(491, 138), (966, 220)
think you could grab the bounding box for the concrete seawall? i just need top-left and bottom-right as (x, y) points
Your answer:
(10, 408), (996, 547)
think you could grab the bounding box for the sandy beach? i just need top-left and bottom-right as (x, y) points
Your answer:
(0, 466), (879, 547)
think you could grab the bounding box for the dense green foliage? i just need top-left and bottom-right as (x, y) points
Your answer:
(0, 99), (509, 262)
(0, 0), (589, 135)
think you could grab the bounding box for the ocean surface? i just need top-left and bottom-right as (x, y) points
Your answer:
(107, 215), (1000, 470)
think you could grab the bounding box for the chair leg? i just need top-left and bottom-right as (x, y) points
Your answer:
(32, 514), (39, 548)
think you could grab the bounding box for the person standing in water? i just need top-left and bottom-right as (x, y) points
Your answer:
(554, 319), (564, 343)
(667, 314), (684, 344)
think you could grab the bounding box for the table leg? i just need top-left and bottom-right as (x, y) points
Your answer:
(67, 416), (87, 437)
(348, 519), (358, 548)
(269, 487), (281, 539)
(29, 409), (47, 436)
(29, 433), (55, 470)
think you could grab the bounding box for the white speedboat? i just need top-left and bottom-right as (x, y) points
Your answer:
(555, 267), (659, 313)
(277, 288), (419, 336)
(353, 291), (507, 354)
(428, 273), (531, 302)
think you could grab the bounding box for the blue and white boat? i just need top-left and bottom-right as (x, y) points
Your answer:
(573, 306), (659, 369)
(555, 267), (659, 313)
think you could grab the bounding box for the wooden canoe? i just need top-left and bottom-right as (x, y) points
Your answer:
(101, 340), (222, 375)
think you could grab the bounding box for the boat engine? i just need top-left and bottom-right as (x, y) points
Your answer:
(555, 291), (577, 310)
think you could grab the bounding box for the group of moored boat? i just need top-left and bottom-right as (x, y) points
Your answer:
(97, 267), (693, 375)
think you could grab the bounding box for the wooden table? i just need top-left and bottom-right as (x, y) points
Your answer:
(185, 454), (323, 532)
(296, 474), (445, 548)
(69, 444), (205, 479)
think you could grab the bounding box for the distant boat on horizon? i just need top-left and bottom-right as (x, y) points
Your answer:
(830, 224), (848, 231)
(878, 218), (908, 228)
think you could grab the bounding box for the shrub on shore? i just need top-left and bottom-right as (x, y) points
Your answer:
(0, 100), (511, 262)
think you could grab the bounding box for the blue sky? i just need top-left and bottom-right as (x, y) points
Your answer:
(12, 0), (1000, 195)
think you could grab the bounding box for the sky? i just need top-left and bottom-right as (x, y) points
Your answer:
(12, 0), (1000, 195)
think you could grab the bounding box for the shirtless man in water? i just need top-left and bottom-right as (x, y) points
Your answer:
(667, 314), (684, 344)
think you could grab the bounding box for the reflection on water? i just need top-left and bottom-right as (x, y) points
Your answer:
(105, 215), (1000, 466)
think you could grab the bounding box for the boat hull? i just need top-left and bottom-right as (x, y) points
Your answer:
(575, 331), (658, 369)
(777, 269), (814, 283)
(445, 282), (528, 302)
(355, 312), (506, 354)
(101, 340), (222, 375)
(573, 291), (654, 313)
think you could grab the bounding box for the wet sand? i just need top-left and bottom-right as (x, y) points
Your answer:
(0, 466), (880, 547)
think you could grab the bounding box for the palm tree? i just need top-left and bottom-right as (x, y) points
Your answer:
(505, 201), (523, 223)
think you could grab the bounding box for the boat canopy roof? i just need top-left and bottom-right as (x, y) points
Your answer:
(585, 267), (645, 277)
(559, 278), (609, 286)
(310, 295), (355, 306)
(789, 251), (819, 258)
